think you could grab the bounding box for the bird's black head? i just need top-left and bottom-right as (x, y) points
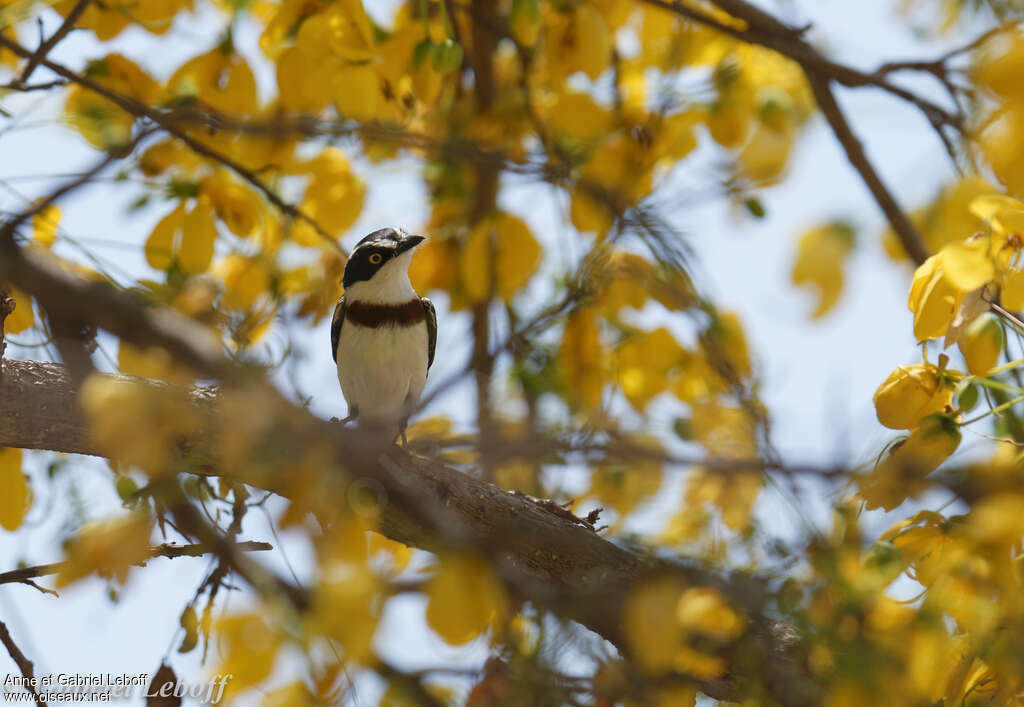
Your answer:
(342, 227), (426, 288)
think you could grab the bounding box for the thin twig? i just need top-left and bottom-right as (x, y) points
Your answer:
(0, 128), (156, 244)
(0, 541), (273, 587)
(0, 79), (66, 93)
(0, 619), (47, 707)
(876, 19), (1023, 74)
(17, 0), (90, 85)
(644, 0), (962, 138)
(0, 32), (341, 253)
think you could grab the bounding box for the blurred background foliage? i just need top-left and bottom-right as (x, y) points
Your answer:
(4, 0), (1024, 704)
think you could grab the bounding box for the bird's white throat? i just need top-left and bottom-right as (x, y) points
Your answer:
(343, 249), (417, 304)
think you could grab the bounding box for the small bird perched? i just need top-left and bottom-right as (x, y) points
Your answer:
(331, 227), (436, 445)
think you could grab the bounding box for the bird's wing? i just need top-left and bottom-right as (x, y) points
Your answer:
(330, 296), (347, 363)
(422, 297), (437, 370)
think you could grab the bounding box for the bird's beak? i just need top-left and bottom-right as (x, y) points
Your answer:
(395, 234), (426, 255)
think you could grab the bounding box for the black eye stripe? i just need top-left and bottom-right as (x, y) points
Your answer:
(342, 241), (397, 288)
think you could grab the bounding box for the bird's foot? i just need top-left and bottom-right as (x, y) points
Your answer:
(331, 414), (357, 425)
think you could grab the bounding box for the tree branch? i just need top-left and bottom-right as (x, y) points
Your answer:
(646, 0), (939, 265)
(0, 351), (816, 704)
(807, 73), (931, 265)
(0, 541), (272, 588)
(0, 619), (46, 707)
(0, 32), (341, 253)
(16, 0), (90, 86)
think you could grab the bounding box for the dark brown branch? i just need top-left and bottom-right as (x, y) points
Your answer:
(646, 0), (960, 128)
(0, 245), (228, 379)
(17, 0), (90, 85)
(807, 74), (930, 264)
(0, 619), (46, 707)
(644, 0), (965, 264)
(0, 79), (67, 93)
(0, 541), (272, 588)
(0, 353), (816, 704)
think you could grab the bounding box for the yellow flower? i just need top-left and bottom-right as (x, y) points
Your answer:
(560, 309), (609, 412)
(883, 177), (1002, 261)
(614, 327), (687, 411)
(65, 54), (159, 149)
(972, 26), (1024, 103)
(544, 5), (611, 81)
(873, 363), (954, 430)
(292, 148), (365, 244)
(790, 221), (855, 318)
(168, 48), (259, 116)
(199, 171), (263, 238)
(937, 237), (995, 292)
(216, 255), (271, 311)
(458, 213), (543, 305)
(425, 554), (508, 645)
(56, 513), (153, 587)
(908, 253), (963, 341)
(0, 448), (29, 532)
(859, 415), (961, 511)
(958, 313), (1003, 376)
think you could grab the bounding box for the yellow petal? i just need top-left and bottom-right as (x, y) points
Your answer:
(559, 309), (607, 412)
(179, 199), (216, 273)
(873, 364), (953, 430)
(32, 204), (60, 248)
(968, 194), (1024, 222)
(216, 254), (270, 310)
(790, 222), (855, 319)
(56, 513), (152, 586)
(859, 417), (961, 511)
(622, 576), (686, 673)
(425, 554), (508, 645)
(145, 203), (184, 271)
(333, 64), (381, 122)
(939, 239), (995, 292)
(737, 120), (794, 185)
(0, 448), (29, 532)
(214, 613), (281, 693)
(4, 287), (34, 334)
(459, 213), (543, 303)
(908, 255), (962, 341)
(958, 314), (1003, 376)
(169, 49), (258, 116)
(991, 208), (1024, 237)
(1003, 267), (1024, 310)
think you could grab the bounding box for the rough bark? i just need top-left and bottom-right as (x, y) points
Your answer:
(0, 357), (814, 704)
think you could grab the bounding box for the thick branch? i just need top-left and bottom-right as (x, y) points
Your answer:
(0, 244), (227, 378)
(0, 357), (814, 704)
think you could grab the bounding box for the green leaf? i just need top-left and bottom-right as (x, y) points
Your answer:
(743, 197), (766, 219)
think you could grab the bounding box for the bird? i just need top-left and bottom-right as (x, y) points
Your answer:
(331, 227), (436, 445)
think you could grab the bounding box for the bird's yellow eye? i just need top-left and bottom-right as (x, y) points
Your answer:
(369, 253), (383, 265)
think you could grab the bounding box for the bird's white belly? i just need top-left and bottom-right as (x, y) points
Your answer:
(337, 321), (428, 422)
